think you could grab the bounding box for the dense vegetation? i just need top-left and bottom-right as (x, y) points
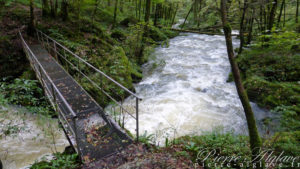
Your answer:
(0, 0), (299, 168)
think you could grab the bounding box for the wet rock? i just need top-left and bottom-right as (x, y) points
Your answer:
(63, 145), (76, 155)
(120, 17), (138, 27)
(111, 30), (126, 41)
(291, 44), (300, 53)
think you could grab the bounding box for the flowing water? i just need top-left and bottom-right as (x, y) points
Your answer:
(0, 105), (68, 169)
(123, 32), (272, 144)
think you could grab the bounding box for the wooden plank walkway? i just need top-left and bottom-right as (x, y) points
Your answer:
(28, 44), (132, 162)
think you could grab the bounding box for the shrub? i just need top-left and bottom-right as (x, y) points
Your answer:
(30, 153), (80, 169)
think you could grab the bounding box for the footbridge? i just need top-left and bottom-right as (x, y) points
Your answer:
(19, 30), (141, 163)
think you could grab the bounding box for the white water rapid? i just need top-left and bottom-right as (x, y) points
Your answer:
(122, 32), (270, 144)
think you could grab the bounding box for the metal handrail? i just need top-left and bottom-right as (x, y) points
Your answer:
(35, 29), (140, 141)
(36, 30), (141, 99)
(19, 31), (77, 118)
(19, 30), (83, 156)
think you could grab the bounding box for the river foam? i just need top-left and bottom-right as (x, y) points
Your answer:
(122, 33), (270, 144)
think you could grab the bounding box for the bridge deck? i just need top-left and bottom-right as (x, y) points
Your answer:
(29, 44), (131, 162)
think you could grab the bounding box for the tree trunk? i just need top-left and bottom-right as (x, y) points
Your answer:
(277, 0), (285, 27)
(220, 0), (262, 162)
(238, 0), (247, 54)
(61, 0), (68, 21)
(154, 3), (161, 26)
(144, 0), (151, 22)
(76, 0), (81, 31)
(92, 0), (99, 23)
(138, 0), (142, 20)
(268, 0), (278, 31)
(182, 3), (193, 29)
(49, 0), (55, 17)
(55, 0), (58, 16)
(297, 0), (299, 23)
(138, 0), (151, 65)
(171, 3), (179, 26)
(42, 0), (49, 17)
(247, 9), (255, 44)
(28, 0), (35, 36)
(120, 0), (123, 13)
(283, 1), (286, 26)
(112, 0), (119, 29)
(197, 0), (202, 27)
(135, 0), (138, 18)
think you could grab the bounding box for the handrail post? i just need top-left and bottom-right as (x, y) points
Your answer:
(54, 41), (57, 60)
(36, 31), (40, 42)
(38, 65), (43, 85)
(77, 57), (80, 82)
(46, 36), (50, 52)
(72, 116), (82, 161)
(41, 33), (45, 48)
(100, 74), (103, 104)
(51, 83), (56, 103)
(136, 97), (139, 142)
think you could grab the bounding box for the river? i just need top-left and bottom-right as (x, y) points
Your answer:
(0, 105), (68, 169)
(122, 32), (272, 144)
(0, 30), (271, 169)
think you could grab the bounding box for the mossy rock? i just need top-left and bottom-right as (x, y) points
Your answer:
(149, 26), (168, 42)
(19, 69), (36, 80)
(120, 17), (138, 27)
(237, 48), (300, 82)
(227, 72), (234, 82)
(291, 44), (300, 53)
(244, 76), (300, 110)
(111, 29), (126, 41)
(160, 28), (179, 38)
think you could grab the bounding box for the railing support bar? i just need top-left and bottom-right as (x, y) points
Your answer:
(136, 97), (139, 142)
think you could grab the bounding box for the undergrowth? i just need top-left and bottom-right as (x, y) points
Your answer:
(30, 153), (80, 169)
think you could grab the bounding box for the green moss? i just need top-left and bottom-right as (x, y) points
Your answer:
(149, 26), (168, 41)
(237, 49), (300, 82)
(160, 28), (179, 38)
(227, 72), (234, 82)
(235, 31), (300, 133)
(244, 76), (300, 110)
(120, 17), (138, 27)
(268, 131), (300, 156)
(111, 29), (126, 41)
(175, 132), (251, 164)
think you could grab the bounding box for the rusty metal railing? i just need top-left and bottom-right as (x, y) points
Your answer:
(35, 29), (141, 141)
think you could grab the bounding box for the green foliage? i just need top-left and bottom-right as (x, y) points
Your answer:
(237, 30), (300, 134)
(149, 26), (168, 41)
(272, 105), (300, 131)
(111, 29), (126, 41)
(30, 153), (79, 169)
(175, 132), (251, 165)
(0, 78), (55, 116)
(120, 17), (138, 27)
(0, 78), (42, 106)
(244, 76), (300, 108)
(256, 31), (300, 50)
(139, 131), (155, 146)
(268, 131), (300, 157)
